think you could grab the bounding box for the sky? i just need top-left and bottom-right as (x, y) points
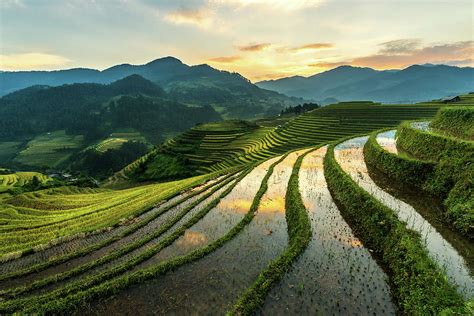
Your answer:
(0, 0), (473, 81)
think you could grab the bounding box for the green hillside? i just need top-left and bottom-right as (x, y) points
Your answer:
(0, 75), (220, 176)
(0, 95), (472, 315)
(121, 101), (441, 183)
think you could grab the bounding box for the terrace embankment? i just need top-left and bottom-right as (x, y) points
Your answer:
(262, 146), (395, 315)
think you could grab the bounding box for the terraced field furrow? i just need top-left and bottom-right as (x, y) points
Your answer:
(0, 174), (231, 282)
(23, 177), (240, 297)
(370, 129), (474, 267)
(335, 136), (474, 299)
(0, 169), (252, 313)
(0, 173), (222, 256)
(262, 146), (395, 315)
(0, 174), (234, 292)
(81, 153), (300, 315)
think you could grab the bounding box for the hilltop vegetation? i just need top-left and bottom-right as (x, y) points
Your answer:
(0, 57), (302, 119)
(0, 74), (216, 142)
(0, 75), (221, 176)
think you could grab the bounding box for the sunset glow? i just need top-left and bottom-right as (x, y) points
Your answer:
(1, 0), (472, 80)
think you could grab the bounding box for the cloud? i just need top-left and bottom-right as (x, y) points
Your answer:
(308, 61), (346, 68)
(237, 43), (271, 52)
(276, 42), (334, 53)
(313, 40), (474, 69)
(208, 55), (242, 63)
(444, 59), (474, 66)
(0, 0), (25, 9)
(379, 39), (421, 54)
(0, 53), (71, 70)
(164, 7), (214, 29)
(292, 42), (333, 51)
(211, 0), (323, 11)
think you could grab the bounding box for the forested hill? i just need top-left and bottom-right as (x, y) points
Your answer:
(0, 74), (220, 143)
(0, 57), (302, 119)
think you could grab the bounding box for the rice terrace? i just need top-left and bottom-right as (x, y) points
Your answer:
(1, 1), (473, 315)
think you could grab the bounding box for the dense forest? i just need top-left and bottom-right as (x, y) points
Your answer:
(0, 75), (219, 142)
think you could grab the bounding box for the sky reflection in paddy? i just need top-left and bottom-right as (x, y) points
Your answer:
(335, 137), (474, 299)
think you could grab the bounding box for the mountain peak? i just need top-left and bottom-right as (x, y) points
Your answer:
(109, 74), (164, 96)
(145, 56), (183, 66)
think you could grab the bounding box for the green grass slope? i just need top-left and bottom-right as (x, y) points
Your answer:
(121, 101), (441, 184)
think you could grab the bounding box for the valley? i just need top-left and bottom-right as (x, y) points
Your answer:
(0, 93), (472, 314)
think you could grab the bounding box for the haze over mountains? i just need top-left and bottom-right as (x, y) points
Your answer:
(256, 64), (474, 104)
(0, 57), (301, 119)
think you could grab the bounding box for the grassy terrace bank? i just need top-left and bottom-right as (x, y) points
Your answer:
(364, 131), (436, 191)
(0, 166), (241, 259)
(0, 171), (241, 298)
(430, 107), (474, 140)
(0, 156), (285, 314)
(0, 171), (236, 283)
(119, 102), (441, 184)
(397, 122), (474, 238)
(230, 148), (314, 315)
(324, 140), (469, 314)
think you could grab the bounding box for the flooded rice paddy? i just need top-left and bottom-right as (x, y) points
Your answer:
(0, 176), (231, 291)
(335, 137), (474, 299)
(0, 176), (223, 278)
(84, 154), (295, 314)
(262, 147), (395, 315)
(376, 130), (398, 154)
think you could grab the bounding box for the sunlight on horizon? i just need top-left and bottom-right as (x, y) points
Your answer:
(1, 0), (472, 80)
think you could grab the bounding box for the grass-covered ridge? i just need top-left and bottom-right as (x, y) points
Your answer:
(430, 106), (474, 140)
(0, 169), (237, 258)
(324, 140), (468, 314)
(397, 122), (474, 238)
(364, 131), (436, 191)
(0, 157), (283, 314)
(121, 101), (441, 184)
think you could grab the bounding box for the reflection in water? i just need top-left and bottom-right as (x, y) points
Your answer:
(376, 130), (398, 154)
(135, 157), (280, 269)
(262, 147), (396, 315)
(257, 196), (285, 213)
(0, 175), (234, 291)
(335, 137), (474, 299)
(85, 154), (302, 315)
(0, 176), (228, 281)
(176, 230), (208, 248)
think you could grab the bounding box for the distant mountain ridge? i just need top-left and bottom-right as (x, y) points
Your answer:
(0, 57), (302, 119)
(256, 64), (474, 104)
(0, 57), (192, 94)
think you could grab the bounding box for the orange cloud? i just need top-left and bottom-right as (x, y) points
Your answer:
(238, 43), (271, 52)
(277, 42), (334, 54)
(312, 40), (474, 70)
(294, 43), (333, 51)
(208, 55), (242, 63)
(308, 61), (347, 68)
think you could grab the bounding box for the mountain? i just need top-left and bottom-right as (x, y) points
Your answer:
(0, 74), (219, 142)
(0, 57), (302, 119)
(256, 64), (474, 104)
